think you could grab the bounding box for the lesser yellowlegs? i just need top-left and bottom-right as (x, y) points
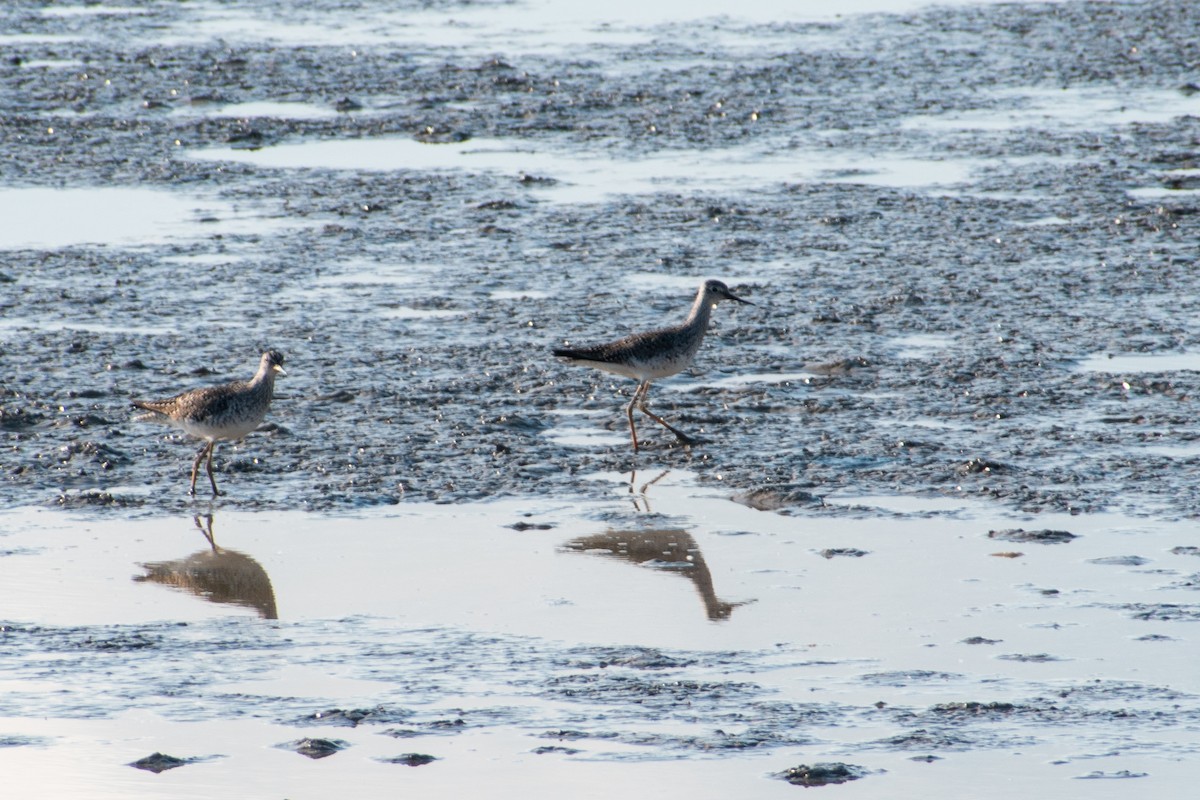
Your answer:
(553, 279), (752, 451)
(133, 350), (286, 495)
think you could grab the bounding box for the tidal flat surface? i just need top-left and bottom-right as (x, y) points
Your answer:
(1, 0), (1199, 796)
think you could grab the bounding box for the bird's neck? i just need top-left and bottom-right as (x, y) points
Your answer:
(248, 365), (277, 397)
(684, 288), (715, 331)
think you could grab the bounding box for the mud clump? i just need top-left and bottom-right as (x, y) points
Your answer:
(297, 707), (414, 728)
(732, 485), (824, 512)
(777, 762), (870, 786)
(53, 491), (144, 510)
(958, 458), (1011, 476)
(379, 753), (438, 766)
(987, 529), (1078, 544)
(928, 701), (1017, 717)
(819, 548), (868, 559)
(532, 745), (581, 755)
(129, 752), (190, 773)
(282, 738), (349, 759)
(1088, 555), (1151, 566)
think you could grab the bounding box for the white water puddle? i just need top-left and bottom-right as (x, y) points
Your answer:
(1134, 441), (1200, 458)
(298, 258), (437, 290)
(170, 100), (344, 120)
(0, 34), (83, 45)
(823, 490), (997, 515)
(1127, 186), (1200, 200)
(161, 0), (1076, 55)
(0, 187), (303, 250)
(0, 318), (174, 337)
(890, 333), (955, 359)
(212, 664), (394, 702)
(380, 307), (462, 320)
(17, 59), (82, 69)
(1077, 350), (1200, 373)
(185, 135), (979, 204)
(544, 426), (630, 448)
(1126, 166), (1200, 201)
(490, 289), (552, 300)
(1013, 214), (1076, 227)
(40, 4), (146, 17)
(684, 370), (816, 390)
(902, 87), (1199, 133)
(543, 409), (628, 447)
(624, 272), (763, 292)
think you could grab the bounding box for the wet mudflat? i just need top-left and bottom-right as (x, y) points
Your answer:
(1, 0), (1200, 797)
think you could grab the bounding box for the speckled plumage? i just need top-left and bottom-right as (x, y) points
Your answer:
(133, 350), (286, 495)
(554, 280), (752, 451)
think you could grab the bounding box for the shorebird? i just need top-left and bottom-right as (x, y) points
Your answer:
(553, 279), (752, 451)
(132, 350), (286, 495)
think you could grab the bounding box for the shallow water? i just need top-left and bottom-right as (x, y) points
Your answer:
(2, 472), (1198, 798)
(0, 187), (299, 249)
(2, 0), (1200, 796)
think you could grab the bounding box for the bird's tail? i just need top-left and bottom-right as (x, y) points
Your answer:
(131, 399), (170, 423)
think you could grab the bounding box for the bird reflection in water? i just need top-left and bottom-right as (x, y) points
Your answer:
(134, 513), (278, 619)
(564, 527), (743, 621)
(628, 469), (670, 513)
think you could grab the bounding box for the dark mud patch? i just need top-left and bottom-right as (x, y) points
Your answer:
(997, 652), (1065, 663)
(378, 752), (438, 766)
(382, 719), (469, 739)
(1116, 603), (1200, 622)
(1089, 555), (1152, 566)
(987, 529), (1078, 545)
(1074, 770), (1150, 780)
(818, 547), (868, 559)
(732, 486), (825, 512)
(296, 706), (415, 728)
(928, 701), (1017, 717)
(0, 735), (50, 748)
(281, 737), (350, 759)
(777, 762), (871, 787)
(531, 745), (581, 755)
(870, 728), (985, 752)
(128, 752), (219, 772)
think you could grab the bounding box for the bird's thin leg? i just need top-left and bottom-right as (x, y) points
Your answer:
(189, 442), (210, 496)
(626, 381), (648, 452)
(206, 441), (221, 496)
(638, 387), (696, 445)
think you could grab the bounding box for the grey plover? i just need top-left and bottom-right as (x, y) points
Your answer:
(133, 350), (286, 495)
(553, 279), (752, 451)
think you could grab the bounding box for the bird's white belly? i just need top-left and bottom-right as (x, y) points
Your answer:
(180, 417), (261, 442)
(580, 357), (686, 382)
